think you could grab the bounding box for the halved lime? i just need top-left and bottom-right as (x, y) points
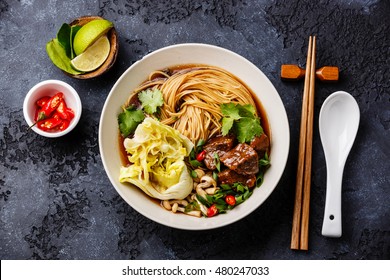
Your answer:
(70, 36), (110, 72)
(73, 19), (113, 56)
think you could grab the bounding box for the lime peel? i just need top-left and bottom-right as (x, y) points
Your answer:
(73, 19), (113, 56)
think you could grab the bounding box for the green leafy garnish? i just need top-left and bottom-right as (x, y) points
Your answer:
(118, 106), (145, 137)
(213, 153), (221, 172)
(220, 103), (263, 143)
(196, 194), (211, 207)
(46, 38), (83, 75)
(57, 23), (72, 58)
(138, 88), (164, 114)
(189, 139), (206, 168)
(256, 152), (271, 187)
(195, 139), (206, 153)
(192, 182), (255, 215)
(56, 23), (81, 59)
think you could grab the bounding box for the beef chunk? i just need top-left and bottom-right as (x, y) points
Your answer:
(220, 143), (259, 175)
(250, 133), (270, 158)
(203, 135), (235, 170)
(218, 169), (256, 188)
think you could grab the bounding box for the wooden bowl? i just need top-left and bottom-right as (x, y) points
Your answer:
(66, 16), (118, 79)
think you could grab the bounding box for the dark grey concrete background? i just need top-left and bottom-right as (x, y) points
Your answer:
(0, 0), (389, 260)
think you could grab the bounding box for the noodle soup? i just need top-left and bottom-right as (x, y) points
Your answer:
(118, 64), (271, 218)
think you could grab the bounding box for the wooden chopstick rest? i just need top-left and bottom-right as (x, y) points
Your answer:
(281, 64), (339, 82)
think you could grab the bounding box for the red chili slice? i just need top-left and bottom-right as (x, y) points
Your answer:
(225, 195), (236, 206)
(66, 108), (75, 120)
(36, 96), (51, 108)
(36, 92), (63, 121)
(196, 150), (206, 161)
(207, 204), (218, 217)
(56, 100), (69, 120)
(37, 117), (63, 131)
(59, 120), (70, 131)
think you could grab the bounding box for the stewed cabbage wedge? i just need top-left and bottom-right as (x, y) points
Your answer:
(119, 118), (194, 200)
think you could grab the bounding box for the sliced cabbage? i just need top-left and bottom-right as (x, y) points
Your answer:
(119, 117), (194, 200)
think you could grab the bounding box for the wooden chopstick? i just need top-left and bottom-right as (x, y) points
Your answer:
(300, 36), (316, 250)
(291, 36), (316, 250)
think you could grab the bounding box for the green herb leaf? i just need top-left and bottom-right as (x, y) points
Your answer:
(220, 103), (263, 143)
(259, 152), (271, 166)
(57, 23), (72, 58)
(56, 24), (81, 59)
(220, 184), (232, 190)
(215, 204), (228, 213)
(46, 38), (83, 75)
(190, 170), (198, 178)
(212, 171), (218, 182)
(221, 103), (241, 119)
(196, 194), (211, 207)
(138, 88), (164, 114)
(118, 106), (145, 137)
(256, 152), (271, 187)
(237, 104), (256, 117)
(221, 103), (241, 135)
(234, 183), (246, 193)
(195, 139), (206, 153)
(213, 153), (221, 172)
(235, 117), (263, 143)
(189, 159), (203, 168)
(185, 201), (200, 212)
(221, 117), (235, 135)
(206, 194), (214, 204)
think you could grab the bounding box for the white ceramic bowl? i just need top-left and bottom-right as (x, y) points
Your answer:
(23, 80), (82, 137)
(99, 43), (290, 230)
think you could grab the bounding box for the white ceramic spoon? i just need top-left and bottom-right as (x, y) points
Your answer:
(319, 91), (360, 237)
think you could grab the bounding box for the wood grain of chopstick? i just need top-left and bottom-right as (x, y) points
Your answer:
(291, 36), (316, 250)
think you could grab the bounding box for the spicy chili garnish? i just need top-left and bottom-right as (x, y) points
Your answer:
(33, 92), (75, 132)
(36, 92), (63, 121)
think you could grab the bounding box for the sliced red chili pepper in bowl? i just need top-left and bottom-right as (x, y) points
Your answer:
(31, 91), (77, 133)
(59, 120), (70, 131)
(36, 92), (63, 121)
(66, 108), (75, 119)
(56, 100), (70, 120)
(37, 117), (63, 131)
(36, 96), (51, 108)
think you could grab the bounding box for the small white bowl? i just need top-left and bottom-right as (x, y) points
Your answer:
(23, 80), (82, 137)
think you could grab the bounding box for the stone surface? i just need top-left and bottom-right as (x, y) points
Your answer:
(0, 0), (389, 260)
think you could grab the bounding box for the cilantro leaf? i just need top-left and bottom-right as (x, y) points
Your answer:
(138, 88), (164, 114)
(118, 106), (145, 137)
(220, 102), (263, 143)
(221, 103), (241, 119)
(237, 104), (256, 117)
(221, 117), (234, 135)
(221, 103), (241, 136)
(235, 117), (263, 143)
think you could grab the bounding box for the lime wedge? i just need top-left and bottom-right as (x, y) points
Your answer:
(73, 19), (113, 56)
(70, 35), (110, 72)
